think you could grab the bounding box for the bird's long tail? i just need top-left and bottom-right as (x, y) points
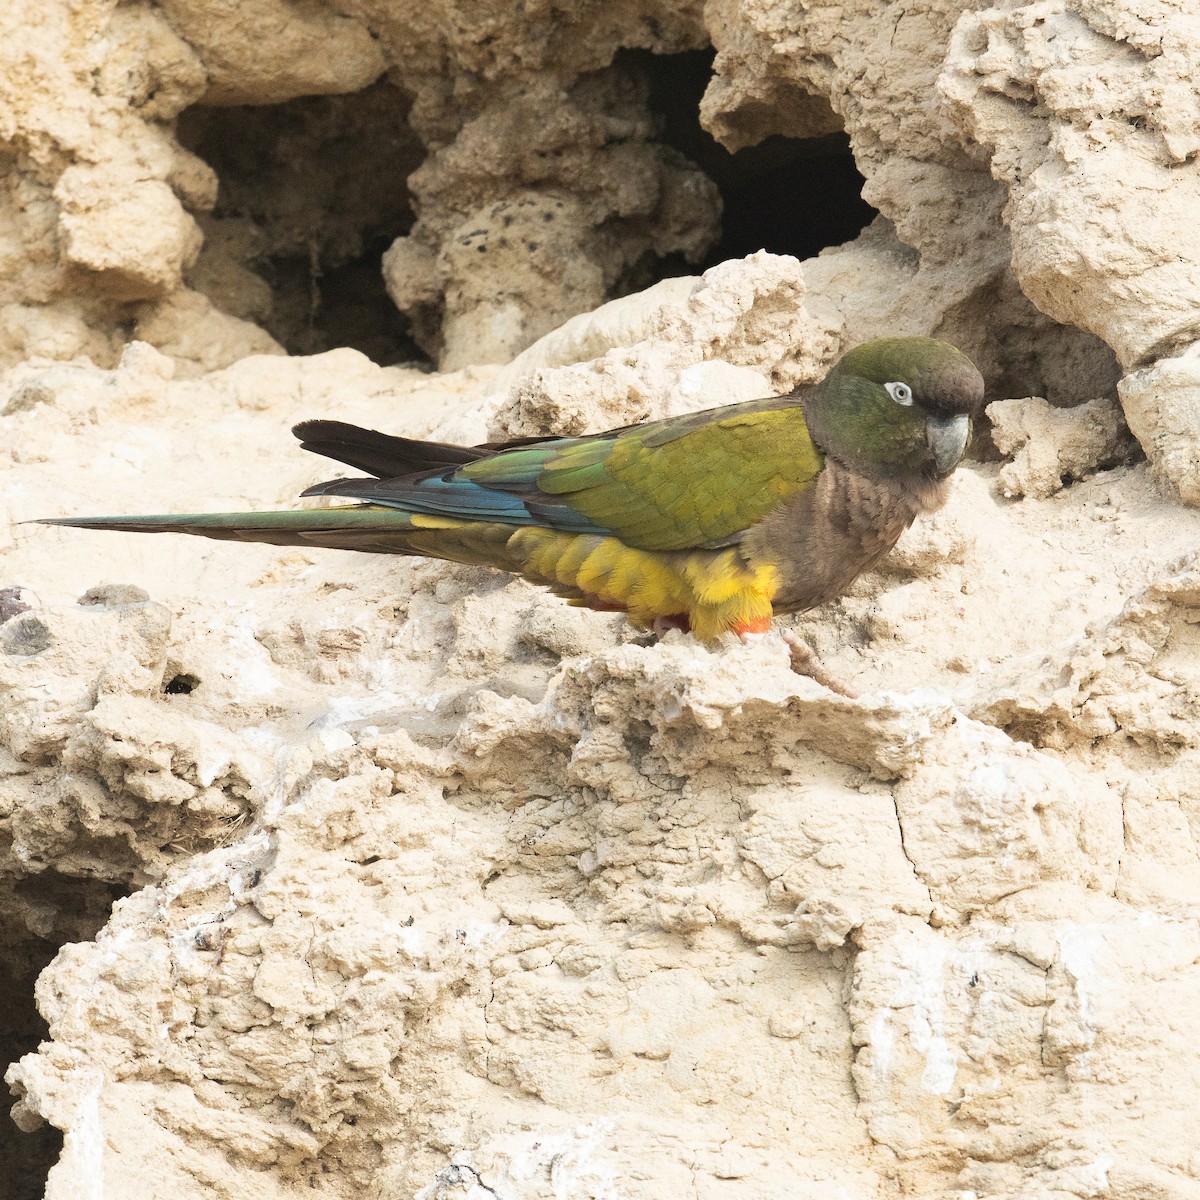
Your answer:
(36, 507), (485, 556)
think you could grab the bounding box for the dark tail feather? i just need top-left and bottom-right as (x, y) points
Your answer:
(36, 509), (423, 553)
(292, 419), (487, 478)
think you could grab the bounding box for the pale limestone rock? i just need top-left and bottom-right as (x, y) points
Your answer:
(942, 0), (1200, 370)
(0, 0), (1116, 396)
(92, 3), (208, 120)
(55, 171), (203, 301)
(133, 290), (285, 378)
(698, 0), (1121, 405)
(0, 595), (257, 883)
(386, 69), (721, 367)
(1118, 347), (1200, 506)
(942, 0), (1200, 492)
(988, 394), (1133, 499)
(850, 895), (1200, 1195)
(485, 252), (832, 445)
(7, 332), (1200, 1196)
(495, 346), (771, 441)
(154, 0), (386, 105)
(893, 717), (1123, 918)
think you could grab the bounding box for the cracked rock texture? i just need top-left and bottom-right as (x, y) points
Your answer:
(4, 1), (1200, 1198)
(5, 263), (1200, 1198)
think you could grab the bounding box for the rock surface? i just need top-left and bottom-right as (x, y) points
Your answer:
(4, 3), (1200, 1200)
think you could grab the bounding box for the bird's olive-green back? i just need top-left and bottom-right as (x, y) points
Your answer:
(463, 401), (824, 551)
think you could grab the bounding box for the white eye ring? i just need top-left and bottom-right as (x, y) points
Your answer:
(885, 381), (914, 406)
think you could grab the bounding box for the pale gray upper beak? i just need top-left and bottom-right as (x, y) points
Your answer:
(926, 414), (970, 475)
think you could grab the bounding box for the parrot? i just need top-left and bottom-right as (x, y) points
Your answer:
(39, 337), (984, 656)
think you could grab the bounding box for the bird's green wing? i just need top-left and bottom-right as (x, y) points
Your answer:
(369, 398), (824, 552)
(278, 397), (824, 552)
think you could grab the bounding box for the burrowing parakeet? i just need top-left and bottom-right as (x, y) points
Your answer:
(41, 337), (984, 643)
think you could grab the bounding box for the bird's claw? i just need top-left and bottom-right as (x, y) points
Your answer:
(780, 629), (859, 698)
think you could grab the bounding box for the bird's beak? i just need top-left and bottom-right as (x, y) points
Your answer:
(926, 414), (970, 475)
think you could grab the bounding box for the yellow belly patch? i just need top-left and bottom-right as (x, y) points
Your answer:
(509, 528), (778, 642)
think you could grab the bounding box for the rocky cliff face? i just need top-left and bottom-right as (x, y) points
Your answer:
(4, 2), (1200, 1198)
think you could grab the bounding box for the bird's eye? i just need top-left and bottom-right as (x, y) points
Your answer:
(884, 381), (914, 406)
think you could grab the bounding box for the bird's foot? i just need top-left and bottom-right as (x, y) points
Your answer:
(780, 629), (859, 698)
(652, 614), (692, 638)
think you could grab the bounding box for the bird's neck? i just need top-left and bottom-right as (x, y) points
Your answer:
(746, 458), (950, 615)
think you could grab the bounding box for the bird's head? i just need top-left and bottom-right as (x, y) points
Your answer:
(806, 337), (985, 484)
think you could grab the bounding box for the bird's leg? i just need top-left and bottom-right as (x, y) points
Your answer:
(780, 629), (859, 699)
(727, 619), (857, 697)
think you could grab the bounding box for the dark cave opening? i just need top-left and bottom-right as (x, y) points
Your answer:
(174, 53), (875, 369)
(632, 48), (878, 269)
(177, 80), (427, 367)
(1, 936), (62, 1200)
(2, 873), (129, 1200)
